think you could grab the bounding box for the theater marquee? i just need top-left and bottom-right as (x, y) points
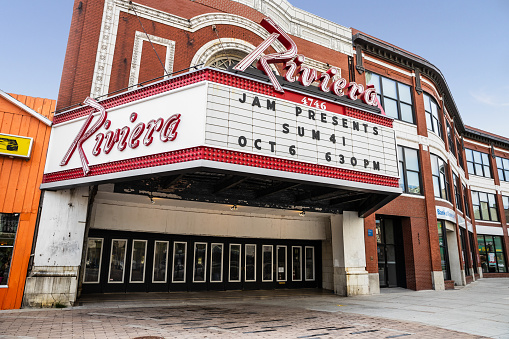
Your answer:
(41, 67), (399, 193)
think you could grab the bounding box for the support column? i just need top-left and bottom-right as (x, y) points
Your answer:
(23, 186), (90, 307)
(330, 211), (370, 296)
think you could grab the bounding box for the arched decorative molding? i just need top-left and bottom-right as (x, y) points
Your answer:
(129, 31), (175, 87)
(191, 39), (261, 68)
(91, 0), (353, 98)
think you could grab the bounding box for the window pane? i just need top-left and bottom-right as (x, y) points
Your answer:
(405, 148), (419, 171)
(431, 101), (439, 118)
(382, 77), (397, 98)
(433, 177), (441, 198)
(0, 213), (19, 286)
(305, 247), (315, 281)
(153, 241), (168, 283)
(400, 103), (413, 123)
(277, 246), (287, 281)
(490, 208), (498, 221)
(425, 112), (433, 131)
(84, 238), (103, 283)
(109, 239), (127, 283)
(465, 149), (473, 162)
(503, 158), (509, 168)
(424, 94), (431, 112)
(431, 155), (439, 175)
(383, 98), (398, 119)
(245, 244), (256, 282)
(210, 244), (223, 282)
(483, 165), (491, 177)
(262, 245), (273, 282)
(193, 243), (207, 282)
(292, 246), (302, 281)
(398, 83), (412, 103)
(473, 205), (481, 220)
(496, 157), (503, 168)
(471, 192), (479, 205)
(473, 151), (482, 163)
(399, 165), (406, 191)
(365, 72), (380, 87)
(505, 170), (509, 181)
(173, 242), (186, 282)
(229, 244), (241, 281)
(407, 171), (420, 194)
(481, 153), (489, 164)
(481, 202), (489, 220)
(475, 164), (483, 176)
(467, 162), (474, 175)
(130, 240), (147, 283)
(494, 237), (507, 273)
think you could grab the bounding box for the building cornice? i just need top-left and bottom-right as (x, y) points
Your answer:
(352, 32), (464, 134)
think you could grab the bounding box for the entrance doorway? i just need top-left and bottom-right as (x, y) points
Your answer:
(376, 217), (406, 288)
(81, 229), (321, 294)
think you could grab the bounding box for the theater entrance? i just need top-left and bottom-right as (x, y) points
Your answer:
(376, 217), (406, 288)
(81, 229), (321, 294)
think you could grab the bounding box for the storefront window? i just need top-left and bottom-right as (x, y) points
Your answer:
(262, 245), (273, 282)
(0, 213), (19, 286)
(437, 221), (451, 280)
(465, 149), (491, 178)
(424, 93), (443, 139)
(398, 146), (421, 194)
(478, 234), (507, 273)
(471, 191), (498, 221)
(365, 71), (414, 124)
(496, 157), (509, 182)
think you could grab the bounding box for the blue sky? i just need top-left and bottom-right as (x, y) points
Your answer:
(1, 0), (508, 137)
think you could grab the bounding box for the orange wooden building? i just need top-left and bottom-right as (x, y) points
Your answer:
(0, 90), (53, 309)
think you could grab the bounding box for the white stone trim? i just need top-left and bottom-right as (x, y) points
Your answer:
(191, 38), (260, 68)
(421, 77), (443, 101)
(128, 31), (175, 87)
(475, 225), (504, 236)
(362, 55), (414, 77)
(91, 0), (353, 98)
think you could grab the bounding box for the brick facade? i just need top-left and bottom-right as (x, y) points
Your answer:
(52, 0), (508, 295)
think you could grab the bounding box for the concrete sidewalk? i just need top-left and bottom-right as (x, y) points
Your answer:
(0, 278), (506, 338)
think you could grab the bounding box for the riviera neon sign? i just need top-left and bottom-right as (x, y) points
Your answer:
(234, 17), (378, 107)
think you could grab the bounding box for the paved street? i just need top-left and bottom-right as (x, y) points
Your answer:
(1, 278), (507, 338)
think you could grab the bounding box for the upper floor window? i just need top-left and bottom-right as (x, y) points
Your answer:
(431, 154), (450, 201)
(471, 191), (498, 221)
(453, 172), (461, 211)
(424, 93), (443, 139)
(365, 72), (414, 124)
(463, 184), (470, 218)
(465, 149), (492, 178)
(502, 196), (509, 222)
(457, 140), (464, 170)
(397, 146), (421, 194)
(446, 121), (455, 156)
(496, 157), (509, 182)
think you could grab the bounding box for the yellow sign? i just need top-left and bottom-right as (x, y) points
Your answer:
(0, 133), (33, 159)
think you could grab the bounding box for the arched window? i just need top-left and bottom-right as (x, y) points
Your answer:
(205, 49), (250, 70)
